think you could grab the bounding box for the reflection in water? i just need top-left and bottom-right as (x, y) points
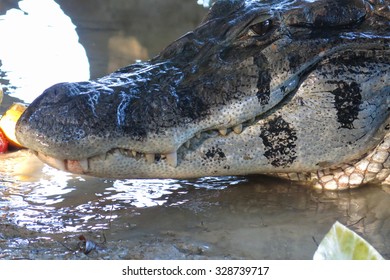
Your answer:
(109, 179), (188, 208)
(0, 0), (89, 103)
(108, 176), (247, 208)
(0, 159), (248, 233)
(3, 168), (389, 259)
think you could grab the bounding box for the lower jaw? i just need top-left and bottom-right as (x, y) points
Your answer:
(33, 132), (390, 190)
(36, 152), (89, 174)
(35, 147), (180, 175)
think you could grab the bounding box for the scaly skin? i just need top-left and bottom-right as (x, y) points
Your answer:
(16, 0), (390, 189)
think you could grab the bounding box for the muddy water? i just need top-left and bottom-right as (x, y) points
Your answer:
(0, 0), (389, 260)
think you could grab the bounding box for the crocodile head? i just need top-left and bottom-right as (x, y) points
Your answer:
(16, 0), (390, 189)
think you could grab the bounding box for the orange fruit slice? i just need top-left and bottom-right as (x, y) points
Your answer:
(0, 103), (27, 148)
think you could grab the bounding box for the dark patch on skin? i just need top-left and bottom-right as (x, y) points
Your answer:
(287, 54), (302, 70)
(253, 55), (271, 105)
(202, 146), (226, 167)
(329, 81), (362, 129)
(259, 116), (297, 167)
(204, 146), (226, 160)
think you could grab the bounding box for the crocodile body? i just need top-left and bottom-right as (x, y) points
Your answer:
(16, 0), (390, 189)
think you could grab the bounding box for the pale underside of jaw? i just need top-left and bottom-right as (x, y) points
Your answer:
(34, 117), (254, 174)
(34, 130), (390, 192)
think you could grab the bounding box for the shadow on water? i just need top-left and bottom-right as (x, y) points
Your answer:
(0, 0), (389, 259)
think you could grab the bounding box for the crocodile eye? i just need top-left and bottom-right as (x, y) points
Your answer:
(248, 19), (273, 37)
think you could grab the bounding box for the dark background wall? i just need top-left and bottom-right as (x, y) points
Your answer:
(56, 0), (207, 78)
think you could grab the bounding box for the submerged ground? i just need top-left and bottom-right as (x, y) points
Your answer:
(0, 0), (389, 259)
(1, 151), (389, 259)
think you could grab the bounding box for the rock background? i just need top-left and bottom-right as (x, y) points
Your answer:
(56, 0), (207, 78)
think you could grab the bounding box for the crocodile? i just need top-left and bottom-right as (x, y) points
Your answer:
(15, 0), (390, 190)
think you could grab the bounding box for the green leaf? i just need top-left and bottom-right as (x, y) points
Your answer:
(313, 221), (384, 260)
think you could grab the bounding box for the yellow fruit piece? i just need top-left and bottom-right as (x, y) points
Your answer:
(0, 103), (27, 148)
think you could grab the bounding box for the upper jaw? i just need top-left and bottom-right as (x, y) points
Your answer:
(31, 112), (259, 174)
(32, 125), (256, 178)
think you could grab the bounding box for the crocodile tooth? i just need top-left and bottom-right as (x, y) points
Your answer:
(196, 132), (201, 139)
(219, 128), (227, 136)
(233, 124), (243, 134)
(119, 149), (131, 157)
(145, 153), (155, 164)
(54, 158), (66, 171)
(185, 141), (190, 148)
(79, 159), (89, 171)
(165, 152), (177, 167)
(132, 150), (137, 157)
(37, 152), (66, 170)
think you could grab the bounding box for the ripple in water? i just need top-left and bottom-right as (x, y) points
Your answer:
(1, 159), (247, 233)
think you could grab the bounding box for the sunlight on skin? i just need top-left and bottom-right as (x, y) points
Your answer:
(197, 0), (212, 8)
